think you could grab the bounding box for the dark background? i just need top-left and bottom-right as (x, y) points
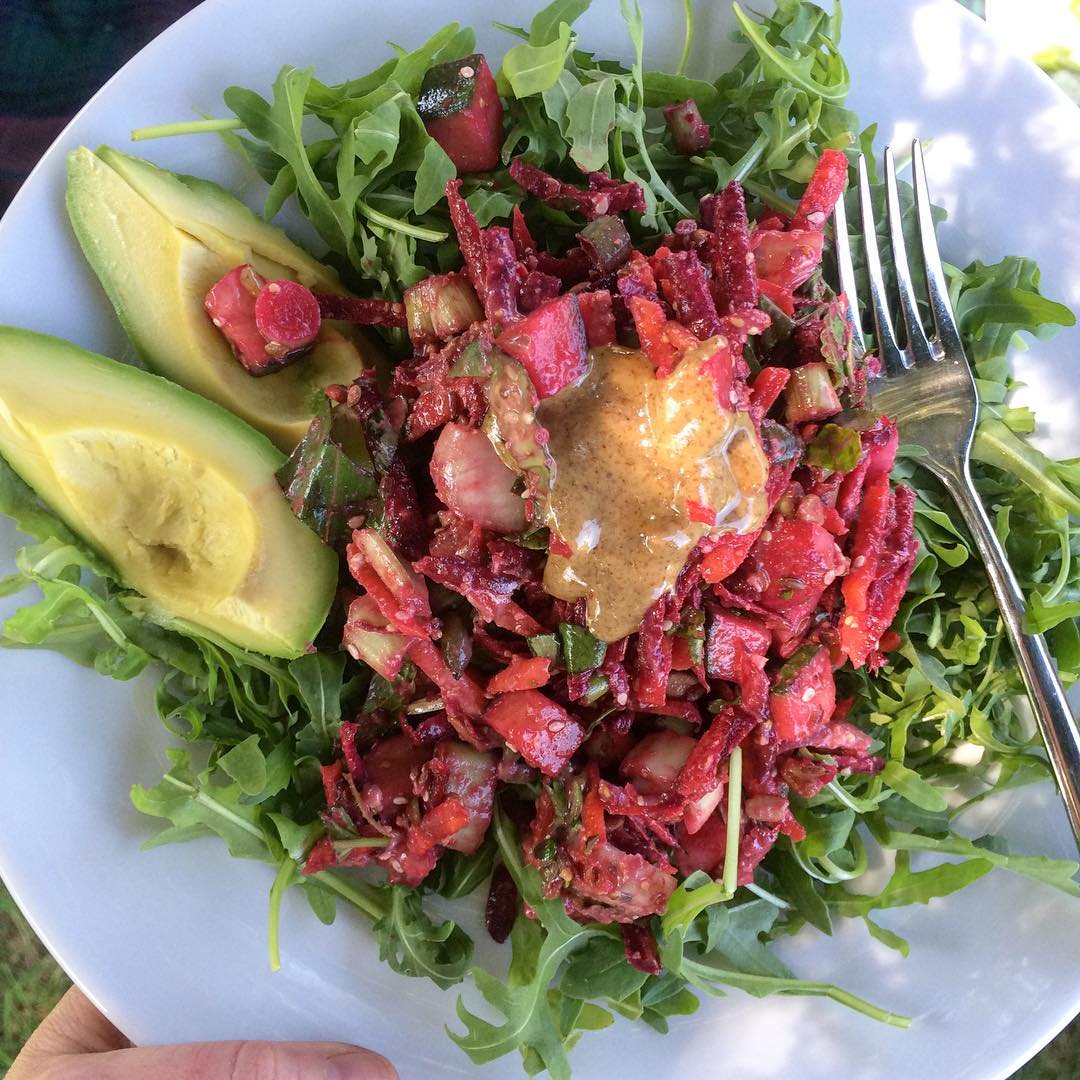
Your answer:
(0, 1), (1075, 1076)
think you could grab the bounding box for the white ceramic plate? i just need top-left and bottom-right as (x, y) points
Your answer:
(1, 2), (1079, 1078)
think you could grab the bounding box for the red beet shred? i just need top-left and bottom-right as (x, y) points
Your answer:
(206, 146), (913, 936)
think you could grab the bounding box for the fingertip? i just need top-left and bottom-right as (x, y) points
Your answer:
(325, 1047), (399, 1080)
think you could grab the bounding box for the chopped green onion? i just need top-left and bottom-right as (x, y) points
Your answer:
(722, 746), (743, 896)
(559, 622), (606, 674)
(528, 633), (561, 661)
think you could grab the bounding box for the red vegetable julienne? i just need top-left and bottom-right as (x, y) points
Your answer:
(203, 146), (913, 932)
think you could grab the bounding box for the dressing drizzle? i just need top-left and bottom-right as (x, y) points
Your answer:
(538, 344), (768, 640)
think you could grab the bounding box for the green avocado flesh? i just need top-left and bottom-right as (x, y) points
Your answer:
(0, 327), (337, 658)
(65, 146), (371, 452)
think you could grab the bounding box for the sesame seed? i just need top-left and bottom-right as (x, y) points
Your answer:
(460, 65), (475, 78)
(393, 796), (407, 805)
(801, 687), (816, 702)
(211, 317), (223, 327)
(853, 555), (866, 568)
(267, 282), (281, 293)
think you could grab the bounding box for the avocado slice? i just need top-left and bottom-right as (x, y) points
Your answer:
(0, 326), (337, 658)
(65, 146), (372, 452)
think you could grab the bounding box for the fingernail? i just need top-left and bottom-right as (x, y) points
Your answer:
(327, 1048), (399, 1080)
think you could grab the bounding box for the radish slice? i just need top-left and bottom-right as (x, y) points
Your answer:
(621, 729), (725, 835)
(254, 280), (322, 354)
(430, 423), (527, 533)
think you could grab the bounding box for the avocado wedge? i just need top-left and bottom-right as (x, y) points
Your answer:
(65, 146), (372, 452)
(0, 326), (337, 658)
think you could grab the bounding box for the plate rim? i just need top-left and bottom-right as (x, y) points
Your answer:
(0, 1), (1078, 1076)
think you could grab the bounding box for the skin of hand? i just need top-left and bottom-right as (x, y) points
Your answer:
(8, 986), (398, 1080)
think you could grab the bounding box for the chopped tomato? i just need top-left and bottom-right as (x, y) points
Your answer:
(486, 656), (551, 695)
(790, 148), (849, 231)
(483, 689), (585, 776)
(436, 741), (498, 854)
(407, 797), (470, 857)
(840, 480), (918, 667)
(752, 228), (824, 291)
(495, 294), (588, 398)
(769, 645), (836, 744)
(728, 518), (847, 620)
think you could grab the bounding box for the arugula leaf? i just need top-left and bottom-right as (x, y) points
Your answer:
(289, 651), (347, 758)
(565, 78), (617, 172)
(502, 24), (577, 99)
(732, 2), (849, 104)
(869, 820), (1080, 898)
(659, 893), (910, 1028)
(558, 622), (605, 673)
(131, 748), (273, 861)
(661, 870), (732, 937)
(881, 761), (948, 814)
(529, 0), (592, 46)
(825, 850), (993, 918)
(560, 934), (648, 1001)
(863, 915), (910, 958)
(278, 401), (378, 552)
(765, 849), (832, 935)
(374, 884), (473, 989)
(451, 804), (603, 1079)
(430, 839), (497, 899)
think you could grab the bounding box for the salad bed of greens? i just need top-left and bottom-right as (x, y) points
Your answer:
(3, 2), (1080, 1077)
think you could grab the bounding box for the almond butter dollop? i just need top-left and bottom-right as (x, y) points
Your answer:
(538, 343), (768, 641)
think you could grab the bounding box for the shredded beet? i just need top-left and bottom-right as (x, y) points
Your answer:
(658, 250), (722, 340)
(790, 148), (849, 231)
(294, 149), (918, 929)
(445, 178), (488, 299)
(708, 181), (759, 314)
(315, 293), (407, 327)
(509, 159), (646, 220)
(480, 226), (522, 325)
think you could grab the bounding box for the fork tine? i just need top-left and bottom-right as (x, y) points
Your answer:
(883, 146), (934, 363)
(911, 139), (963, 354)
(856, 154), (908, 375)
(830, 185), (868, 358)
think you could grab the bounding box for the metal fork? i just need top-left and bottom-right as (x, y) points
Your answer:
(833, 140), (1080, 846)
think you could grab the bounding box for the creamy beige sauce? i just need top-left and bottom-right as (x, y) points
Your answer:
(538, 344), (768, 640)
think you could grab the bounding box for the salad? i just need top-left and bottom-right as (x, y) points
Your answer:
(1, 2), (1079, 1077)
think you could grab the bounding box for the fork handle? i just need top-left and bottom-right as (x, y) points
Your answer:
(941, 465), (1080, 848)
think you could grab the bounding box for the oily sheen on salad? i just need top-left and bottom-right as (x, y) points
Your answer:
(2, 2), (1079, 1077)
(270, 147), (907, 914)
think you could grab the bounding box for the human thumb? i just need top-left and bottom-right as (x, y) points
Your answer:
(9, 985), (397, 1080)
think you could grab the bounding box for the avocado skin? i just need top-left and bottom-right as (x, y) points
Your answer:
(0, 326), (337, 659)
(65, 146), (370, 453)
